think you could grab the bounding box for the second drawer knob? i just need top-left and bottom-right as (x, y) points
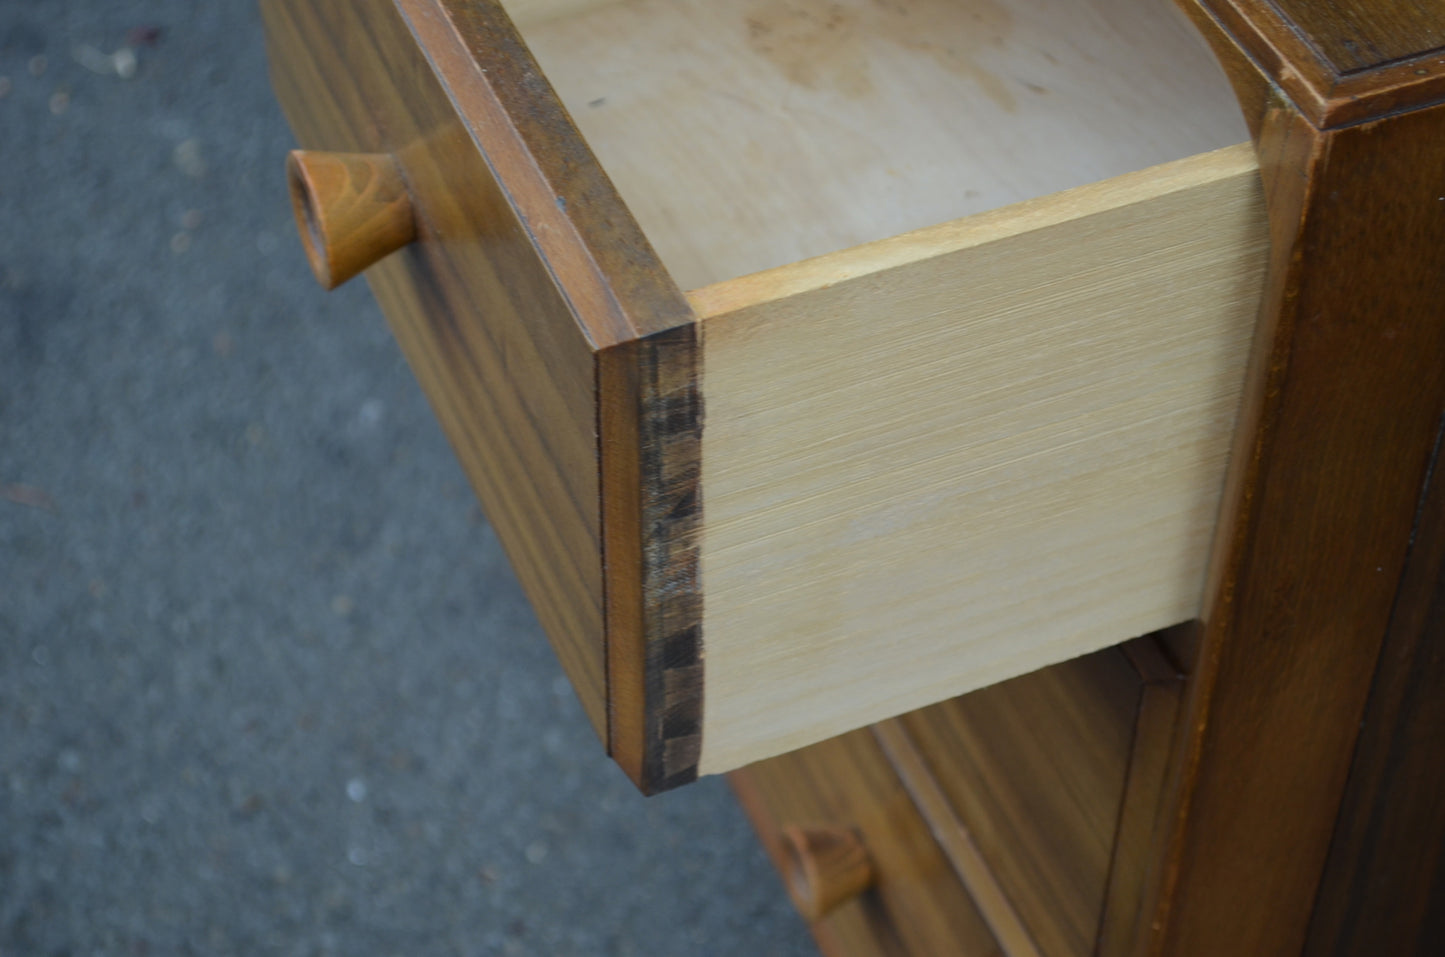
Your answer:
(780, 824), (876, 921)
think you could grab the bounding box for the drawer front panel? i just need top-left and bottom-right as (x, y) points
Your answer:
(263, 0), (608, 737)
(732, 727), (1004, 957)
(895, 647), (1139, 957)
(261, 0), (696, 760)
(738, 637), (1186, 956)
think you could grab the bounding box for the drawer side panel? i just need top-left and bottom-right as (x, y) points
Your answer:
(693, 145), (1266, 773)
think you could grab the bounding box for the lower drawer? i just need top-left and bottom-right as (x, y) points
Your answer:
(733, 634), (1185, 957)
(731, 726), (1003, 957)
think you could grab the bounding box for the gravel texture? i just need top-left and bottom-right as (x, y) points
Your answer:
(0, 3), (815, 954)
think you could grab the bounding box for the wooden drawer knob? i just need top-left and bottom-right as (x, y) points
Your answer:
(780, 824), (875, 921)
(286, 150), (416, 290)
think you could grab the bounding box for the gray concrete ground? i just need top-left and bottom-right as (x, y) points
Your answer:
(0, 3), (815, 954)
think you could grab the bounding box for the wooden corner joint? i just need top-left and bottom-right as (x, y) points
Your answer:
(1183, 0), (1445, 130)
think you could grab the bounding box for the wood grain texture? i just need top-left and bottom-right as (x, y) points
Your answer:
(893, 649), (1139, 957)
(1097, 637), (1186, 957)
(1194, 0), (1445, 127)
(510, 0), (1247, 288)
(262, 0), (609, 739)
(1266, 0), (1445, 73)
(286, 150), (416, 290)
(599, 329), (705, 793)
(691, 146), (1267, 774)
(262, 0), (702, 777)
(265, 0), (1254, 793)
(1302, 415), (1445, 956)
(416, 0), (704, 793)
(739, 635), (1189, 956)
(416, 0), (692, 346)
(1144, 8), (1445, 952)
(873, 720), (1043, 957)
(730, 727), (1004, 957)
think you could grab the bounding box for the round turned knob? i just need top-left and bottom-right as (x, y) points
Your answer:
(780, 824), (876, 921)
(286, 150), (417, 290)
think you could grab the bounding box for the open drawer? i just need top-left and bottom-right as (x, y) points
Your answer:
(261, 0), (1264, 792)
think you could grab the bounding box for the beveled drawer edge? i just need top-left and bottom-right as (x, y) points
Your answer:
(690, 143), (1265, 777)
(403, 0), (693, 347)
(873, 719), (1043, 957)
(404, 0), (707, 794)
(1098, 634), (1188, 957)
(872, 632), (1190, 957)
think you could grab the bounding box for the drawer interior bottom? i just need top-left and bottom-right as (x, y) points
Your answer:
(508, 0), (1248, 288)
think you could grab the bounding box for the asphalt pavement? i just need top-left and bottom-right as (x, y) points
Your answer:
(0, 3), (815, 954)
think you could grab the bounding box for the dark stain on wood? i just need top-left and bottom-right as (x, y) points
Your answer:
(637, 325), (705, 792)
(743, 0), (1016, 110)
(1146, 6), (1445, 953)
(1266, 0), (1445, 75)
